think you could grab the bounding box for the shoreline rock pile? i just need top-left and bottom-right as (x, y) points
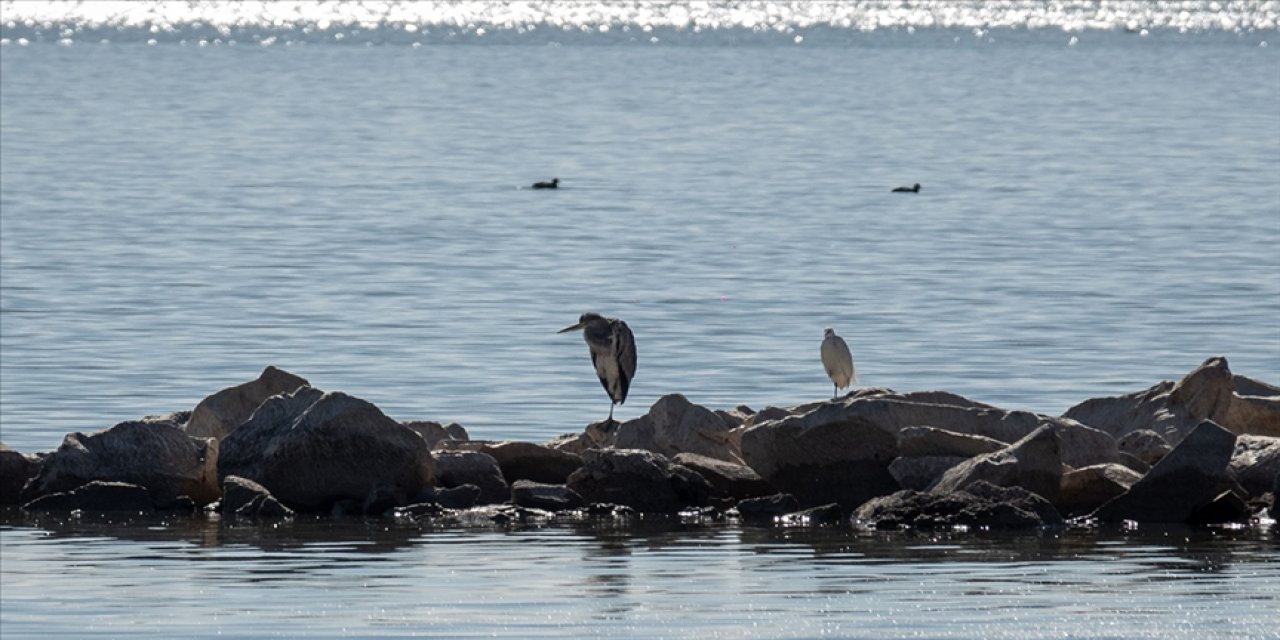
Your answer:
(2, 356), (1277, 530)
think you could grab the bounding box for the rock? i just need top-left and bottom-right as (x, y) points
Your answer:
(1118, 452), (1151, 475)
(1064, 357), (1280, 444)
(888, 455), (968, 491)
(614, 394), (742, 462)
(433, 451), (508, 505)
(739, 402), (900, 509)
(1117, 429), (1172, 467)
(1229, 435), (1280, 498)
(779, 503), (843, 526)
(185, 366), (309, 441)
(852, 481), (1062, 530)
(1057, 463), (1143, 518)
(0, 443), (42, 505)
(1271, 472), (1279, 520)
(403, 421), (470, 449)
(735, 493), (800, 523)
(546, 431), (595, 455)
(217, 387), (435, 512)
(673, 452), (774, 500)
(931, 425), (1063, 502)
(434, 484), (481, 509)
(898, 426), (1006, 458)
(24, 480), (156, 513)
(511, 480), (585, 511)
(566, 449), (710, 513)
(1094, 420), (1237, 523)
(475, 441), (583, 485)
(21, 416), (219, 506)
(1188, 490), (1250, 524)
(222, 475), (293, 518)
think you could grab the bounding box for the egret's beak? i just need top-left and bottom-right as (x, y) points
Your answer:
(558, 322), (585, 334)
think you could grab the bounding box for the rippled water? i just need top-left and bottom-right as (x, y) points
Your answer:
(2, 3), (1279, 637)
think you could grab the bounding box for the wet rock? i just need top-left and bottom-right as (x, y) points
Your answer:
(1271, 472), (1279, 520)
(1229, 435), (1280, 498)
(185, 366), (309, 442)
(222, 475), (293, 518)
(24, 480), (155, 513)
(852, 481), (1062, 530)
(735, 493), (801, 523)
(566, 449), (710, 513)
(510, 480), (585, 511)
(433, 451), (508, 505)
(22, 417), (219, 506)
(1188, 490), (1250, 524)
(362, 482), (411, 516)
(0, 443), (42, 505)
(434, 484), (481, 509)
(739, 402), (900, 509)
(476, 441), (583, 485)
(217, 387), (434, 512)
(898, 426), (1005, 458)
(403, 421), (470, 449)
(931, 425), (1063, 502)
(779, 503), (843, 526)
(614, 394), (742, 462)
(1094, 420), (1237, 523)
(1117, 429), (1172, 467)
(887, 455), (967, 491)
(1057, 463), (1142, 518)
(673, 452), (774, 500)
(1064, 357), (1280, 444)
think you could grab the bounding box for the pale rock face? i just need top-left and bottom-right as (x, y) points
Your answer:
(1228, 435), (1280, 498)
(613, 393), (742, 463)
(185, 366), (310, 442)
(1117, 429), (1172, 467)
(930, 425), (1064, 502)
(1057, 463), (1143, 517)
(1094, 420), (1238, 523)
(897, 426), (1006, 458)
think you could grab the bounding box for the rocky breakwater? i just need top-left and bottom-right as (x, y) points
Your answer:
(2, 357), (1277, 532)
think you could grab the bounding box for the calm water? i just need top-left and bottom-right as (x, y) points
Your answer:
(2, 2), (1280, 637)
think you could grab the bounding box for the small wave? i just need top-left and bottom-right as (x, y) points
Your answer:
(1, 1), (1276, 46)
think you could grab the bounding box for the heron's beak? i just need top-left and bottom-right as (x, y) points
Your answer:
(557, 322), (585, 334)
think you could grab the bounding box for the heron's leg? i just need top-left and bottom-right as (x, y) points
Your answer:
(608, 403), (615, 421)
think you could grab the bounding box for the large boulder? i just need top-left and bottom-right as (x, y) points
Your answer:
(432, 451), (508, 505)
(898, 426), (1005, 458)
(1057, 463), (1142, 518)
(21, 416), (219, 506)
(566, 449), (710, 513)
(0, 443), (42, 505)
(185, 366), (309, 442)
(1064, 357), (1280, 444)
(888, 455), (967, 491)
(1228, 435), (1280, 498)
(217, 387), (434, 512)
(613, 394), (742, 462)
(1094, 420), (1237, 523)
(930, 425), (1063, 502)
(24, 480), (156, 513)
(673, 452), (774, 500)
(475, 441), (583, 485)
(852, 481), (1063, 530)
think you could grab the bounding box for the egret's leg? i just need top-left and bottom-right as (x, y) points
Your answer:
(832, 383), (838, 399)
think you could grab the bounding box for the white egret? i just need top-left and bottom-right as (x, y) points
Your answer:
(820, 327), (856, 399)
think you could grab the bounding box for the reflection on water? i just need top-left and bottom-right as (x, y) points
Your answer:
(2, 509), (1277, 638)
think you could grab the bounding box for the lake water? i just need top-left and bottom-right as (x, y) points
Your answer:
(1, 2), (1279, 638)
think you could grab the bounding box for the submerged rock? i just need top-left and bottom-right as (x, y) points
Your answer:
(0, 443), (42, 505)
(735, 493), (801, 523)
(185, 366), (309, 442)
(931, 425), (1064, 503)
(566, 449), (710, 513)
(853, 481), (1062, 530)
(222, 475), (293, 518)
(22, 416), (219, 507)
(510, 480), (585, 511)
(1064, 357), (1280, 444)
(1094, 420), (1237, 523)
(217, 387), (434, 512)
(24, 480), (156, 513)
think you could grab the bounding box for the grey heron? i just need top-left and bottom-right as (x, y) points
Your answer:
(558, 312), (636, 422)
(892, 183), (921, 193)
(820, 327), (856, 399)
(533, 178), (559, 189)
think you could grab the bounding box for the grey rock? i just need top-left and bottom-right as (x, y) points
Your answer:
(779, 503), (844, 526)
(614, 394), (742, 462)
(566, 449), (710, 513)
(403, 421), (470, 449)
(1057, 463), (1143, 518)
(546, 431), (595, 455)
(185, 366), (309, 442)
(1118, 452), (1151, 474)
(1271, 472), (1279, 520)
(931, 425), (1063, 502)
(1094, 420), (1238, 523)
(1188, 490), (1250, 524)
(1117, 429), (1172, 467)
(433, 451), (508, 505)
(21, 417), (219, 506)
(898, 426), (1006, 458)
(476, 441), (583, 485)
(888, 455), (968, 491)
(222, 475), (293, 518)
(736, 493), (801, 523)
(24, 480), (155, 513)
(217, 387), (434, 512)
(0, 443), (42, 505)
(673, 452), (774, 500)
(1229, 435), (1280, 498)
(852, 481), (1062, 530)
(511, 480), (585, 511)
(434, 484), (481, 509)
